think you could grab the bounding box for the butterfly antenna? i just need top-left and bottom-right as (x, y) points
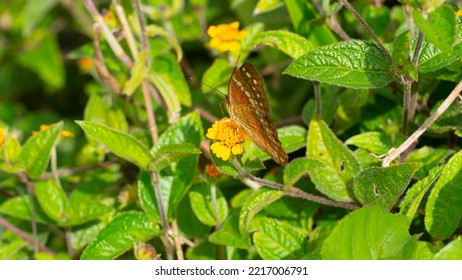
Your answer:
(189, 77), (227, 98)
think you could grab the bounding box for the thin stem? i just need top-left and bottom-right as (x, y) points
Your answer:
(113, 0), (139, 59)
(131, 0), (173, 259)
(313, 81), (321, 115)
(93, 23), (122, 93)
(132, 0), (149, 54)
(65, 227), (75, 258)
(340, 0), (392, 63)
(0, 217), (56, 256)
(39, 162), (116, 180)
(61, 0), (93, 36)
(50, 147), (62, 189)
(171, 220), (184, 260)
(276, 116), (304, 128)
(150, 172), (168, 230)
(210, 183), (222, 230)
(327, 16), (351, 41)
(383, 79), (462, 167)
(191, 105), (219, 123)
(247, 174), (358, 210)
(17, 172), (38, 254)
(412, 32), (424, 64)
(82, 0), (133, 68)
(402, 78), (412, 135)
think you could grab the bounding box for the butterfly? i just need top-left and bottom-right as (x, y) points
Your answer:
(226, 62), (288, 165)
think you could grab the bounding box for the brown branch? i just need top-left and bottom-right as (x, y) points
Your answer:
(276, 116), (303, 127)
(93, 23), (122, 93)
(383, 79), (462, 166)
(340, 0), (392, 63)
(247, 174), (358, 210)
(191, 105), (219, 123)
(0, 217), (55, 256)
(38, 162), (116, 180)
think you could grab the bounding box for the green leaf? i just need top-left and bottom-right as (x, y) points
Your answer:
(80, 211), (160, 260)
(210, 151), (238, 176)
(0, 233), (27, 260)
(433, 237), (462, 260)
(405, 147), (453, 180)
(201, 58), (232, 93)
(148, 143), (200, 172)
(239, 187), (284, 234)
(284, 0), (337, 45)
(185, 240), (217, 260)
(354, 163), (422, 210)
(360, 95), (402, 133)
(417, 22), (462, 73)
(392, 31), (418, 80)
(0, 137), (24, 174)
(413, 4), (456, 53)
(242, 125), (306, 164)
(254, 0), (283, 15)
(83, 93), (106, 123)
(177, 197), (211, 238)
(18, 121), (63, 179)
(283, 158), (323, 187)
(35, 179), (68, 222)
(60, 196), (113, 227)
(209, 215), (251, 249)
(70, 222), (105, 252)
(307, 116), (360, 202)
(189, 182), (228, 226)
(362, 5), (390, 37)
(146, 24), (183, 62)
(149, 53), (191, 121)
(253, 30), (314, 59)
(399, 165), (444, 219)
(413, 241), (441, 260)
(322, 207), (416, 259)
(346, 131), (405, 154)
(152, 112), (202, 220)
(284, 40), (393, 89)
(22, 0), (60, 36)
(76, 121), (153, 170)
(138, 171), (161, 222)
(122, 49), (150, 96)
(302, 90), (339, 126)
(253, 217), (306, 260)
(16, 33), (65, 89)
(425, 150), (462, 240)
(0, 196), (52, 224)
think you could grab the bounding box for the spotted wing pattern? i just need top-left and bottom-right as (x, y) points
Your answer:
(226, 62), (288, 165)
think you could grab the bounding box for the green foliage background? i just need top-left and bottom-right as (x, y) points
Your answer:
(1, 0), (462, 260)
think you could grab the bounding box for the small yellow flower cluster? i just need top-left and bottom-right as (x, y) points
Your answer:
(207, 21), (248, 52)
(33, 124), (75, 138)
(457, 9), (462, 17)
(206, 118), (247, 161)
(0, 128), (5, 146)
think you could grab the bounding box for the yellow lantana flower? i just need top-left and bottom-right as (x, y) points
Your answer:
(206, 118), (247, 161)
(457, 9), (462, 17)
(0, 128), (5, 146)
(33, 124), (75, 138)
(207, 21), (248, 52)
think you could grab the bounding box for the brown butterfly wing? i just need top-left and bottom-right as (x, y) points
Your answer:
(227, 63), (288, 165)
